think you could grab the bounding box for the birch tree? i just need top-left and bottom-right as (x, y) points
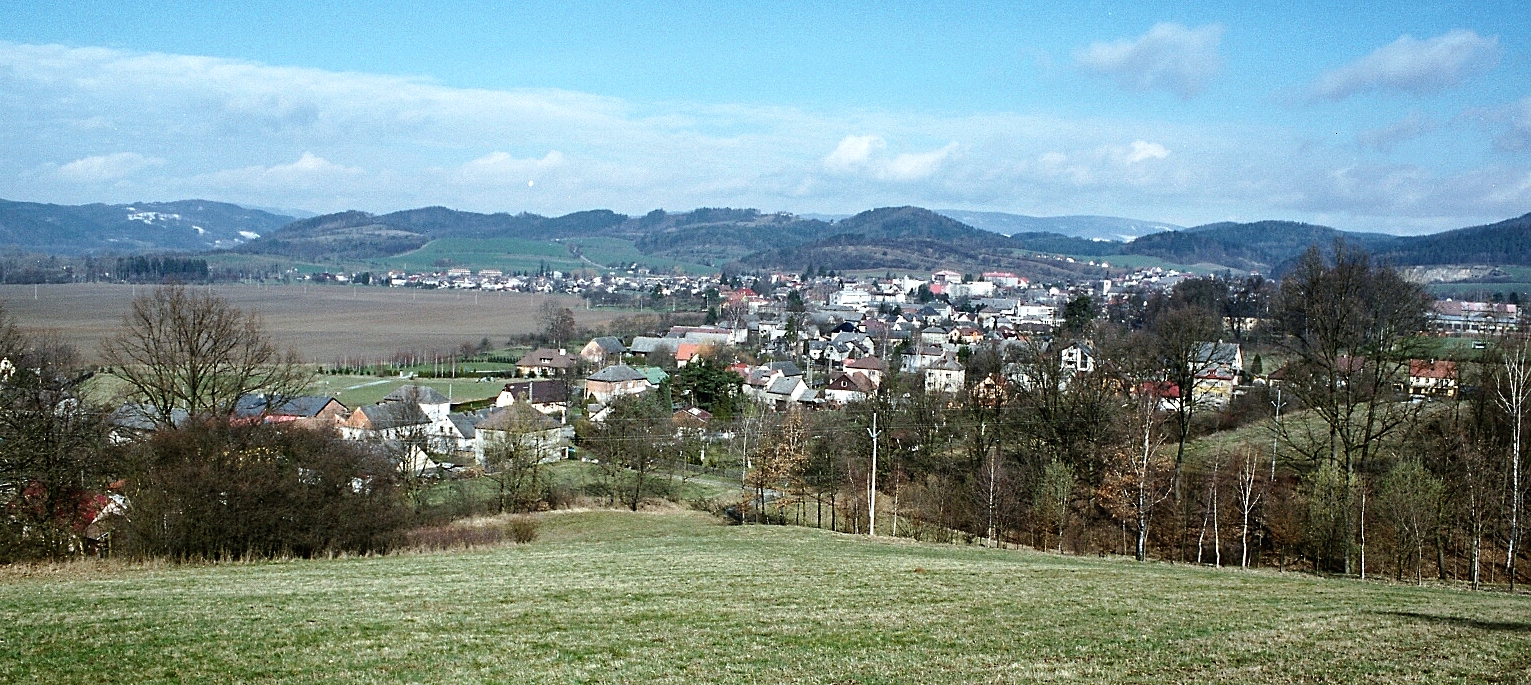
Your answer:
(1100, 392), (1174, 561)
(1496, 334), (1531, 591)
(1233, 446), (1267, 568)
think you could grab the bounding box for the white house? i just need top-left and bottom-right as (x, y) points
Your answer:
(925, 356), (966, 394)
(474, 402), (567, 466)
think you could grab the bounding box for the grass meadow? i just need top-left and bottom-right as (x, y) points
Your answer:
(3, 509), (1528, 684)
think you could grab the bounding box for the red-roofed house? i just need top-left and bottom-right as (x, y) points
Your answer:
(1408, 359), (1458, 397)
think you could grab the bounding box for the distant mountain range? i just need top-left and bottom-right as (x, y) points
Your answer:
(0, 198), (293, 255)
(935, 210), (1182, 242)
(3, 197), (1530, 278)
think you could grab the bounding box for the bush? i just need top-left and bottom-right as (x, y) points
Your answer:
(118, 421), (409, 560)
(405, 523), (507, 551)
(508, 516), (539, 544)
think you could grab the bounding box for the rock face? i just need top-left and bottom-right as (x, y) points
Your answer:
(1400, 266), (1500, 284)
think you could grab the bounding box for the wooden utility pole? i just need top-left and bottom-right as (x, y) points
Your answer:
(868, 412), (881, 537)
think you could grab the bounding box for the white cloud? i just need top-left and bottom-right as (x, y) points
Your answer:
(1125, 140), (1170, 164)
(1307, 30), (1500, 101)
(1075, 23), (1223, 99)
(197, 152), (362, 190)
(51, 152), (163, 182)
(1356, 113), (1438, 152)
(456, 150), (566, 183)
(822, 135), (955, 181)
(1491, 97), (1531, 153)
(823, 135), (887, 172)
(0, 41), (1525, 232)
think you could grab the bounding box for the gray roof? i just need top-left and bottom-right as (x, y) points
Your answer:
(355, 402), (431, 429)
(766, 361), (802, 377)
(501, 380), (570, 404)
(274, 396), (343, 417)
(628, 336), (675, 355)
(587, 364), (650, 383)
(932, 356), (965, 372)
(110, 403), (189, 431)
(382, 385), (450, 405)
(587, 336), (626, 353)
(1194, 342), (1241, 366)
(766, 376), (801, 396)
(448, 413), (478, 439)
(477, 402), (559, 432)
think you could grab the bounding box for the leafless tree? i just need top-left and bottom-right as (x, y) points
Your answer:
(1100, 391), (1174, 561)
(1034, 458), (1075, 554)
(1495, 333), (1531, 591)
(1273, 244), (1429, 475)
(100, 285), (310, 426)
(540, 302), (577, 349)
(0, 306), (112, 561)
(1233, 446), (1267, 568)
(481, 429), (546, 515)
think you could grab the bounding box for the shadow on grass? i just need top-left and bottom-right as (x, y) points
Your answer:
(1379, 611), (1531, 633)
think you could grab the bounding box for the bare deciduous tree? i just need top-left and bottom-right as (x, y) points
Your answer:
(0, 307), (112, 562)
(1495, 334), (1531, 591)
(1100, 392), (1174, 561)
(1233, 446), (1267, 568)
(100, 286), (310, 425)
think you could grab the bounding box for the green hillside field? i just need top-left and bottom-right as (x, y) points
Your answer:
(3, 509), (1528, 684)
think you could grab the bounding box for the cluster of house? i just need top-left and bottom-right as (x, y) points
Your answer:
(98, 264), (1516, 479)
(1430, 300), (1519, 335)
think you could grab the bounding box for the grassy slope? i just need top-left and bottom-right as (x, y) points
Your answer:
(380, 237), (587, 273)
(313, 375), (507, 408)
(3, 510), (1528, 684)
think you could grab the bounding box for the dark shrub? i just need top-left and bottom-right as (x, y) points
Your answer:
(118, 421), (408, 560)
(508, 516), (539, 544)
(404, 523), (507, 551)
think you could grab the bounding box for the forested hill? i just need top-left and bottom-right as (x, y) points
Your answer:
(1122, 221), (1399, 272)
(739, 207), (1106, 279)
(220, 204), (1531, 273)
(1374, 212), (1531, 266)
(0, 198), (293, 255)
(7, 195), (1531, 274)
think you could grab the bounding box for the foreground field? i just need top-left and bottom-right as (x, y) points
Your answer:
(3, 510), (1529, 684)
(0, 283), (614, 362)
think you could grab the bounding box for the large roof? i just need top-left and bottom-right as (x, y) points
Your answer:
(354, 402), (431, 429)
(587, 364), (650, 383)
(382, 385), (451, 405)
(477, 402), (559, 432)
(500, 379), (570, 404)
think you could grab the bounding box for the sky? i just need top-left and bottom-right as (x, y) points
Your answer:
(1, 1), (1528, 234)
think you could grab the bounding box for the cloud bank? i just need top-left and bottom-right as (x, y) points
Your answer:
(1307, 30), (1500, 101)
(0, 41), (1525, 233)
(1075, 23), (1224, 99)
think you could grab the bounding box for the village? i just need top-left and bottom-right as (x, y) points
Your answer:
(171, 264), (1520, 485)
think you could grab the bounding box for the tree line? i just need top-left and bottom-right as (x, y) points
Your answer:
(0, 287), (406, 562)
(717, 245), (1528, 587)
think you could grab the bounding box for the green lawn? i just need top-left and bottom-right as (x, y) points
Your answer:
(3, 509), (1528, 683)
(381, 237), (589, 274)
(565, 237), (714, 275)
(314, 374), (507, 408)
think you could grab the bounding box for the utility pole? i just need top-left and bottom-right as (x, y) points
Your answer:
(1270, 387), (1283, 484)
(868, 412), (881, 537)
(985, 422), (997, 547)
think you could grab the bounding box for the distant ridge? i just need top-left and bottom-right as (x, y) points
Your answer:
(936, 210), (1180, 242)
(0, 198), (293, 255)
(5, 197), (1531, 276)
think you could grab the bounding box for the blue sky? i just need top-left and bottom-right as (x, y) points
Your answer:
(1, 1), (1528, 233)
